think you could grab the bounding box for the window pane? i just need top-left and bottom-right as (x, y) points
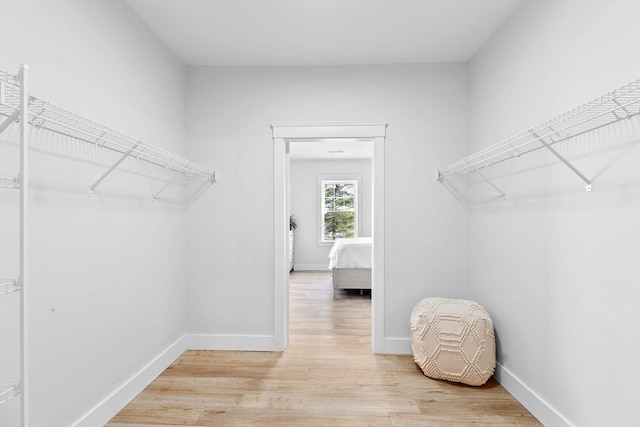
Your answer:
(343, 196), (354, 209)
(325, 196), (334, 211)
(335, 183), (354, 198)
(324, 185), (335, 210)
(325, 184), (335, 199)
(330, 183), (354, 212)
(324, 212), (355, 240)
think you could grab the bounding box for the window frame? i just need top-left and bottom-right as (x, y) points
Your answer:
(318, 176), (360, 245)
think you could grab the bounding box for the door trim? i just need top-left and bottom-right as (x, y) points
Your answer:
(271, 122), (387, 352)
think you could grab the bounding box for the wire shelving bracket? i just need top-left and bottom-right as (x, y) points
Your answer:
(0, 176), (20, 189)
(437, 79), (640, 196)
(0, 279), (21, 296)
(0, 68), (216, 200)
(0, 382), (20, 405)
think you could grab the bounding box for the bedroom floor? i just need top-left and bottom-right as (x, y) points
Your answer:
(107, 271), (541, 426)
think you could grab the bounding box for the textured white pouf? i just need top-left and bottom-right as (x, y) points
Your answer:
(410, 297), (495, 386)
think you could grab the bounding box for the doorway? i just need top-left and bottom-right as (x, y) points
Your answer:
(271, 122), (387, 352)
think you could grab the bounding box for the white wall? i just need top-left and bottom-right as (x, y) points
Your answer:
(0, 1), (189, 425)
(290, 158), (372, 270)
(9, 1), (630, 424)
(186, 64), (470, 348)
(468, 1), (640, 426)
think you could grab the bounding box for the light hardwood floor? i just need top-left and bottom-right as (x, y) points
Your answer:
(108, 271), (541, 426)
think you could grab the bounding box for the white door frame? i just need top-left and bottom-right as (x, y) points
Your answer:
(271, 122), (387, 352)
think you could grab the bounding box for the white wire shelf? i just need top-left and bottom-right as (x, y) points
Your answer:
(437, 79), (640, 193)
(0, 381), (20, 405)
(0, 279), (21, 296)
(0, 68), (216, 195)
(0, 176), (19, 189)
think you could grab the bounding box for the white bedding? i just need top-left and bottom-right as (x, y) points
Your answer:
(328, 237), (372, 269)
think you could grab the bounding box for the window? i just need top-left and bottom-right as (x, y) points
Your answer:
(320, 179), (358, 242)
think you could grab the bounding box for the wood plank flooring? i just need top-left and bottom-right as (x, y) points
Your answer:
(108, 271), (541, 426)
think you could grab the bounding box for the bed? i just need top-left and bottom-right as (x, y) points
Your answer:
(328, 237), (372, 291)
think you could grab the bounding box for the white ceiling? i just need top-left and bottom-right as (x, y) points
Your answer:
(126, 0), (521, 67)
(125, 0), (520, 159)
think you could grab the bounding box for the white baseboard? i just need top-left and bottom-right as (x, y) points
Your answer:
(292, 264), (330, 271)
(494, 362), (574, 427)
(377, 336), (412, 355)
(72, 335), (188, 427)
(186, 333), (283, 351)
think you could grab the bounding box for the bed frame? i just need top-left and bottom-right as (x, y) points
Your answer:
(332, 267), (372, 290)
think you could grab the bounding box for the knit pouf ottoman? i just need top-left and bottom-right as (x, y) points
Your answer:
(410, 297), (495, 386)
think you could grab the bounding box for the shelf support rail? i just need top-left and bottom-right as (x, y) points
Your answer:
(530, 130), (593, 191)
(18, 63), (29, 427)
(88, 141), (142, 195)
